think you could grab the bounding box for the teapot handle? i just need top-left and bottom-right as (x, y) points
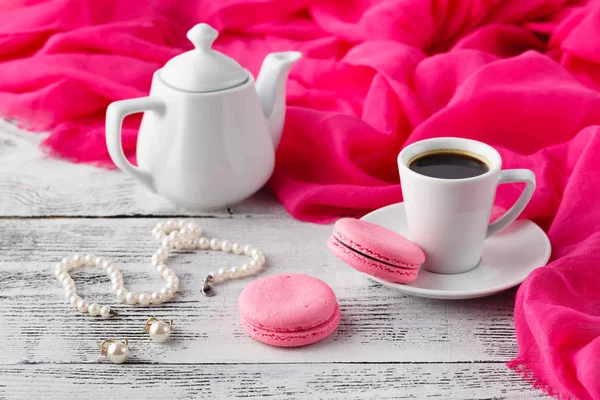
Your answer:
(105, 97), (165, 192)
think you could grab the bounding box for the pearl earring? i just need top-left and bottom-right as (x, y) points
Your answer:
(144, 317), (173, 343)
(101, 339), (129, 364)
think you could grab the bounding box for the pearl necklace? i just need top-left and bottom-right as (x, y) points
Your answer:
(53, 219), (266, 318)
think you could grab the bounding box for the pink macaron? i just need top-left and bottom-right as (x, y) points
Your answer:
(239, 274), (341, 347)
(328, 218), (425, 283)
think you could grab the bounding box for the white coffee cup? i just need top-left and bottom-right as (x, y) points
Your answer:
(398, 137), (535, 274)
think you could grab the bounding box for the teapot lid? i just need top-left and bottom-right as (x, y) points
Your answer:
(160, 23), (248, 92)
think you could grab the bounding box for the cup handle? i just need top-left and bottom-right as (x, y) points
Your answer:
(486, 169), (536, 238)
(105, 97), (165, 192)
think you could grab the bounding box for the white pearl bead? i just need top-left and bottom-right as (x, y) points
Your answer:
(62, 257), (73, 268)
(169, 231), (180, 240)
(64, 291), (76, 302)
(255, 254), (266, 264)
(187, 222), (201, 235)
(101, 260), (112, 271)
(77, 299), (89, 313)
(241, 264), (250, 274)
(57, 271), (69, 283)
(243, 244), (254, 256)
(106, 341), (129, 364)
(156, 263), (167, 274)
(180, 228), (192, 240)
(160, 243), (170, 253)
(126, 292), (138, 305)
(54, 263), (66, 278)
(105, 265), (117, 275)
(250, 259), (261, 270)
(149, 321), (172, 343)
(151, 292), (162, 304)
(210, 238), (221, 250)
(83, 254), (95, 266)
(151, 255), (161, 266)
(116, 288), (128, 303)
(161, 237), (172, 249)
(94, 257), (106, 268)
(166, 219), (176, 230)
(217, 267), (227, 277)
(167, 280), (179, 292)
(69, 295), (81, 306)
(185, 239), (198, 249)
(162, 268), (175, 279)
(232, 243), (243, 254)
(155, 222), (165, 232)
(160, 287), (174, 300)
(209, 270), (220, 282)
(72, 255), (83, 267)
(61, 276), (74, 287)
(61, 281), (74, 291)
(251, 248), (262, 258)
(112, 282), (123, 292)
(199, 237), (210, 249)
(156, 248), (168, 260)
(64, 287), (76, 297)
(173, 238), (184, 250)
(177, 219), (187, 229)
(88, 303), (100, 316)
(138, 293), (152, 306)
(229, 267), (238, 277)
(100, 306), (111, 319)
(109, 270), (121, 280)
(221, 240), (232, 253)
(155, 232), (166, 242)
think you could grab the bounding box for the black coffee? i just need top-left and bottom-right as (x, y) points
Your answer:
(409, 151), (489, 179)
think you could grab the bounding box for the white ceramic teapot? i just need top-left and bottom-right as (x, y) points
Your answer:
(106, 23), (300, 209)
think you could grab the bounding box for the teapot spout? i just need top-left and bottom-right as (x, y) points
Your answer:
(256, 51), (301, 149)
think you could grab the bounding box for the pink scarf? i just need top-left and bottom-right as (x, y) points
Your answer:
(2, 1), (600, 397)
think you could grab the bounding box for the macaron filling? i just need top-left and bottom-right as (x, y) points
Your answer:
(241, 303), (341, 342)
(328, 236), (418, 278)
(332, 233), (419, 270)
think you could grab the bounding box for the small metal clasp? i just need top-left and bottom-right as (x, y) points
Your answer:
(201, 274), (216, 297)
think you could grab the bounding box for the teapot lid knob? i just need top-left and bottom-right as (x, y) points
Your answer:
(187, 23), (218, 52)
(160, 23), (248, 92)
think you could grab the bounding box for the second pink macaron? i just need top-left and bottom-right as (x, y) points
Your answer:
(239, 274), (341, 347)
(328, 218), (425, 283)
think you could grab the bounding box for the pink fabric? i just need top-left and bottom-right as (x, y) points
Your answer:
(2, 1), (600, 397)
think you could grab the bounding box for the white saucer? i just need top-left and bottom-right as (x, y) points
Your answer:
(360, 202), (551, 300)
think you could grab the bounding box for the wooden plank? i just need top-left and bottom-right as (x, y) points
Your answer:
(0, 363), (543, 399)
(0, 218), (518, 364)
(0, 120), (287, 218)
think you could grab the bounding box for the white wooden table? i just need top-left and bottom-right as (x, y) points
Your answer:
(0, 121), (544, 399)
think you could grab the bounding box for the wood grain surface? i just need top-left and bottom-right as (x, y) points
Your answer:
(0, 364), (544, 399)
(0, 122), (541, 399)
